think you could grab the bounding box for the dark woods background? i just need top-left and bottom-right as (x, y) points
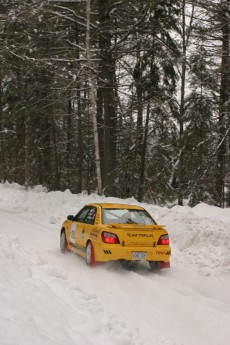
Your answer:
(0, 0), (230, 207)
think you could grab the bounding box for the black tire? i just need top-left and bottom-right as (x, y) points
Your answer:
(60, 230), (67, 253)
(85, 241), (95, 266)
(120, 260), (137, 270)
(149, 261), (158, 271)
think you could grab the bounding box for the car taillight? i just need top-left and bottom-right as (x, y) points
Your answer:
(101, 231), (120, 244)
(157, 234), (169, 245)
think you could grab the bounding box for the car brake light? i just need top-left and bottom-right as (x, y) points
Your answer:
(157, 234), (169, 245)
(101, 231), (120, 244)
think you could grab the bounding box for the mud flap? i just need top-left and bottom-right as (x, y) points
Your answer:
(158, 261), (170, 269)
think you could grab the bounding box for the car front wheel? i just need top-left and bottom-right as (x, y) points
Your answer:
(85, 241), (95, 266)
(60, 230), (67, 253)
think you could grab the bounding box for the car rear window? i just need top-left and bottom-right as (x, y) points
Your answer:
(102, 208), (156, 225)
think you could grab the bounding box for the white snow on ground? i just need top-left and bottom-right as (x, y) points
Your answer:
(0, 182), (230, 345)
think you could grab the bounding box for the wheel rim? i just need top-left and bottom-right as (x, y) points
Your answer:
(86, 242), (92, 264)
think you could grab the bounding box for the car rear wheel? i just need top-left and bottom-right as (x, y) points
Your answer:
(149, 261), (158, 271)
(85, 241), (95, 266)
(60, 230), (67, 253)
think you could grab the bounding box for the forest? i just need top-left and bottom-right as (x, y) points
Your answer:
(0, 0), (229, 207)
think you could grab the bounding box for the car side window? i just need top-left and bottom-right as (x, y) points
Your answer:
(84, 207), (97, 225)
(75, 207), (90, 223)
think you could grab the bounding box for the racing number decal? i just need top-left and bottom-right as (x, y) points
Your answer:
(70, 222), (76, 244)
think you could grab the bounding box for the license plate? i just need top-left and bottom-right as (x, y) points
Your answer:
(132, 252), (146, 260)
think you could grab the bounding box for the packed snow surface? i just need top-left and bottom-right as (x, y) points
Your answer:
(0, 182), (230, 345)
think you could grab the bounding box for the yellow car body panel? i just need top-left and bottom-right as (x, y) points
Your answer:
(61, 203), (171, 268)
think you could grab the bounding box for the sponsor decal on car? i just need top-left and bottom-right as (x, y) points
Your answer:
(69, 223), (76, 244)
(156, 251), (164, 255)
(90, 229), (99, 239)
(127, 233), (154, 238)
(156, 250), (171, 255)
(104, 250), (112, 254)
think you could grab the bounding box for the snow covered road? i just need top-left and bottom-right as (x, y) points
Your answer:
(0, 183), (230, 345)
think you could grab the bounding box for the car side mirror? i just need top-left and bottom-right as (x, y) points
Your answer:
(67, 215), (75, 221)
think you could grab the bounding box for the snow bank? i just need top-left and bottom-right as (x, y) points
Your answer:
(1, 182), (230, 278)
(152, 202), (230, 277)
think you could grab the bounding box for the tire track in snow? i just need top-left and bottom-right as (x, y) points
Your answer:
(0, 225), (143, 345)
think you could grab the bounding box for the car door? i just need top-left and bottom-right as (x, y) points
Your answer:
(76, 206), (97, 248)
(70, 206), (91, 247)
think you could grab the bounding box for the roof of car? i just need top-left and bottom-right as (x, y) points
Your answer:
(87, 203), (144, 210)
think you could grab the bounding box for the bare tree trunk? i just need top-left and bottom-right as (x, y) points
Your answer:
(133, 40), (145, 201)
(24, 113), (31, 188)
(215, 0), (230, 207)
(75, 24), (83, 193)
(0, 67), (5, 183)
(178, 0), (186, 206)
(77, 91), (83, 193)
(137, 103), (150, 202)
(65, 95), (73, 189)
(97, 0), (117, 195)
(51, 115), (60, 190)
(86, 0), (102, 195)
(177, 0), (194, 205)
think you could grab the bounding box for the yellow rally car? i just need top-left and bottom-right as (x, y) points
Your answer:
(60, 203), (171, 270)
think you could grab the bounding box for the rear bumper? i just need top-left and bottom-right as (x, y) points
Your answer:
(93, 242), (171, 264)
